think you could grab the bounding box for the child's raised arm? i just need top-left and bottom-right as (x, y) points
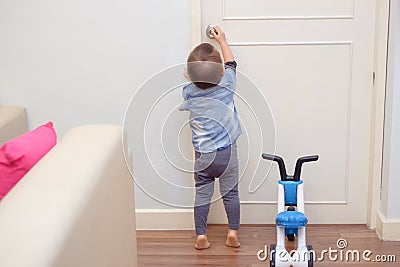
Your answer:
(211, 26), (234, 63)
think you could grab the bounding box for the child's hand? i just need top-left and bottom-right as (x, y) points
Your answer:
(211, 25), (234, 63)
(211, 25), (227, 44)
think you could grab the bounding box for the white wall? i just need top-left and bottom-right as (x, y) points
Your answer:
(0, 0), (190, 134)
(381, 0), (400, 219)
(0, 0), (191, 209)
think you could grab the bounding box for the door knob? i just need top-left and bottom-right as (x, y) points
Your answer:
(206, 25), (216, 39)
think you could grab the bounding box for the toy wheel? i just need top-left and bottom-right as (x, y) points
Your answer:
(286, 233), (295, 241)
(307, 245), (314, 267)
(270, 244), (276, 267)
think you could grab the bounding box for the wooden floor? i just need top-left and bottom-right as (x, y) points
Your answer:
(137, 225), (400, 266)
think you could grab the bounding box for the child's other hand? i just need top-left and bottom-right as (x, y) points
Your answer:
(211, 25), (227, 44)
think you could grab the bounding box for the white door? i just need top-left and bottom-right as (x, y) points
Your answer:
(199, 0), (376, 223)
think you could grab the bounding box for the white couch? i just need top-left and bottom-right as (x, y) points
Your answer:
(0, 107), (137, 267)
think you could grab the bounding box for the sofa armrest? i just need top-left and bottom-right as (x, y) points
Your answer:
(0, 125), (137, 267)
(0, 106), (28, 146)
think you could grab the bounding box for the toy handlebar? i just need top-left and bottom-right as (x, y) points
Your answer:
(262, 153), (319, 181)
(293, 155), (319, 181)
(262, 154), (288, 181)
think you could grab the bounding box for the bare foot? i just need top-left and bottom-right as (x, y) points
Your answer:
(225, 229), (240, 248)
(195, 235), (211, 250)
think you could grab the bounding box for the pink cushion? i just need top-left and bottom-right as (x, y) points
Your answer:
(0, 122), (56, 201)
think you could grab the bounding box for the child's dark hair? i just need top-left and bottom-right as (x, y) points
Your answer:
(187, 43), (223, 89)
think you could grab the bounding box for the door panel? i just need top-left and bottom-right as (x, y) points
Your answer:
(201, 0), (375, 223)
(223, 0), (354, 19)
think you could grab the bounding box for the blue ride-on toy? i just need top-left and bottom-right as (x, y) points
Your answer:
(262, 153), (319, 267)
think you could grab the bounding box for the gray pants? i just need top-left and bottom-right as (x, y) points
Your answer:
(194, 143), (240, 235)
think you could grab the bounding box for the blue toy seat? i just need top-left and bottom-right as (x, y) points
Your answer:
(276, 211), (308, 228)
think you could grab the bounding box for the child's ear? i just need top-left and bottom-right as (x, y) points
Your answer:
(184, 68), (190, 80)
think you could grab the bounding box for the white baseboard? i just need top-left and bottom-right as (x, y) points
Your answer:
(135, 209), (194, 230)
(376, 210), (400, 241)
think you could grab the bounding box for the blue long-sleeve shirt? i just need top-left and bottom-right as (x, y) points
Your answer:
(179, 61), (242, 153)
